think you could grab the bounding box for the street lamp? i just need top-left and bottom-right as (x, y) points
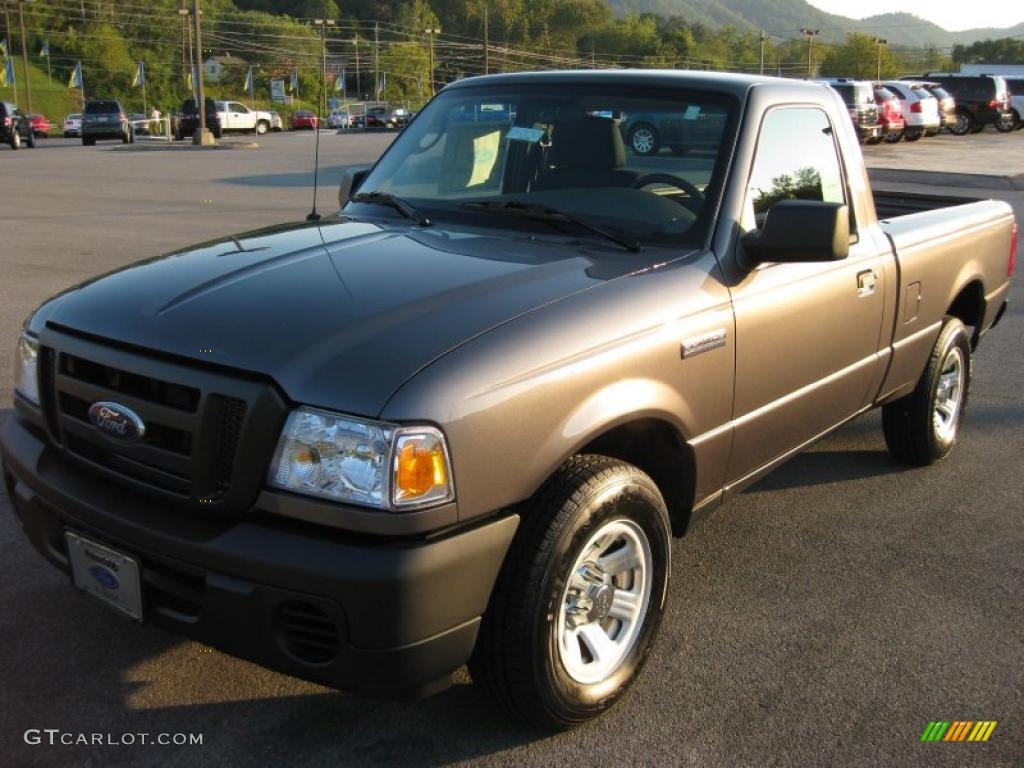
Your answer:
(873, 38), (888, 81)
(312, 19), (335, 119)
(800, 28), (820, 77)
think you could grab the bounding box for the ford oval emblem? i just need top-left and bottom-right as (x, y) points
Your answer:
(88, 401), (146, 442)
(89, 564), (120, 590)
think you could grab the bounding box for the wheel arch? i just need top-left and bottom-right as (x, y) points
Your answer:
(946, 278), (986, 348)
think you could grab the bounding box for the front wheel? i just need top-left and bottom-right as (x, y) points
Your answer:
(255, 120), (269, 135)
(10, 130), (21, 149)
(882, 317), (971, 466)
(26, 131), (35, 148)
(627, 123), (660, 156)
(994, 113), (1015, 133)
(469, 455), (671, 729)
(903, 130), (923, 142)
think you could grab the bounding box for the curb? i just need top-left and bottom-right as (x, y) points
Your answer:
(109, 141), (260, 152)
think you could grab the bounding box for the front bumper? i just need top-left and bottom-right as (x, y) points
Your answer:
(1, 415), (518, 698)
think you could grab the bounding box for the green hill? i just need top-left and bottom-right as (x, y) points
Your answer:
(0, 59), (80, 131)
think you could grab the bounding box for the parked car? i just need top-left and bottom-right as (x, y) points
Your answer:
(364, 106), (388, 129)
(620, 104), (729, 155)
(816, 78), (883, 144)
(175, 97), (222, 140)
(0, 101), (36, 149)
(214, 100), (274, 135)
(386, 108), (413, 128)
(267, 110), (284, 132)
(290, 110), (319, 130)
(913, 73), (1013, 135)
(129, 113), (150, 136)
(5, 71), (1015, 729)
(81, 99), (133, 146)
(880, 81), (940, 141)
(873, 86), (906, 143)
(27, 113), (52, 137)
(327, 109), (351, 129)
(1000, 76), (1024, 130)
(62, 113), (83, 137)
(919, 83), (957, 130)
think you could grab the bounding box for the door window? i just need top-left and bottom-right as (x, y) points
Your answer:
(744, 107), (846, 229)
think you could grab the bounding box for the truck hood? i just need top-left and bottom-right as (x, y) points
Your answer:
(34, 218), (666, 416)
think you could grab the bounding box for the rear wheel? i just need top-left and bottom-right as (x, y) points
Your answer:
(82, 136), (95, 146)
(255, 120), (269, 135)
(865, 135), (883, 145)
(995, 113), (1015, 133)
(884, 130), (902, 143)
(969, 123), (985, 134)
(469, 455), (671, 729)
(903, 130), (923, 142)
(883, 317), (971, 466)
(26, 130), (35, 148)
(949, 109), (973, 136)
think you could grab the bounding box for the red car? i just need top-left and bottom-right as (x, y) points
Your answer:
(873, 86), (906, 143)
(28, 113), (52, 137)
(290, 110), (319, 130)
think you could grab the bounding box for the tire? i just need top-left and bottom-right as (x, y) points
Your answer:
(255, 120), (269, 135)
(213, 127), (223, 139)
(903, 130), (923, 142)
(969, 123), (985, 134)
(627, 123), (660, 156)
(865, 135), (883, 145)
(26, 131), (35, 148)
(82, 137), (95, 146)
(884, 130), (902, 144)
(994, 113), (1015, 133)
(469, 455), (671, 730)
(11, 130), (20, 149)
(882, 317), (971, 467)
(949, 109), (973, 136)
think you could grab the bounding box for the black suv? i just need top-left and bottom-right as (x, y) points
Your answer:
(0, 101), (36, 150)
(176, 97), (222, 140)
(915, 73), (1012, 134)
(816, 79), (883, 143)
(82, 99), (133, 145)
(620, 104), (728, 156)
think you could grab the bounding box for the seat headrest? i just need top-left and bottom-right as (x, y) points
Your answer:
(549, 117), (626, 171)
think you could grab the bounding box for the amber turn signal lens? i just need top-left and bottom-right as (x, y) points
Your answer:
(392, 430), (452, 506)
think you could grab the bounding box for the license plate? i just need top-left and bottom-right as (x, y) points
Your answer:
(65, 532), (143, 620)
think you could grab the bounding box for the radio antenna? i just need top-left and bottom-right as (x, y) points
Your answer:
(307, 18), (334, 222)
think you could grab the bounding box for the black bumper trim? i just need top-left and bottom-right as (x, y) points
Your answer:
(1, 416), (518, 696)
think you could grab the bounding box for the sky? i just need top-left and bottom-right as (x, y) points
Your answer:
(806, 0), (1024, 32)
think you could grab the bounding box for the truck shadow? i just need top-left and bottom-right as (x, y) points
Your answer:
(221, 165), (354, 189)
(748, 448), (903, 492)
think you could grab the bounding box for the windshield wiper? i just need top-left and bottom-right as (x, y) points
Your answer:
(459, 201), (640, 253)
(351, 191), (431, 227)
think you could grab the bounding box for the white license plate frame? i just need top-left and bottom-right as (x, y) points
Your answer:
(64, 532), (143, 621)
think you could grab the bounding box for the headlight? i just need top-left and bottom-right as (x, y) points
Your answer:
(268, 408), (454, 510)
(14, 334), (40, 406)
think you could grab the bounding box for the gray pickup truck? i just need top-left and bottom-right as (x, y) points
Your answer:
(2, 71), (1015, 729)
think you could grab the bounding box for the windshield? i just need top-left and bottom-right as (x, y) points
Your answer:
(350, 83), (736, 246)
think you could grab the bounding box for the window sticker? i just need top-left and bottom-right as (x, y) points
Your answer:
(506, 126), (546, 143)
(683, 105), (702, 120)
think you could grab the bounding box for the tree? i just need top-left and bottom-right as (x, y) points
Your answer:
(820, 33), (898, 80)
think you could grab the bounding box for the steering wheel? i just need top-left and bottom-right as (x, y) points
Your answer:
(630, 173), (705, 212)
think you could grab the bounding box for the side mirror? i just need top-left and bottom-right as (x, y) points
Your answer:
(740, 200), (849, 269)
(338, 165), (371, 207)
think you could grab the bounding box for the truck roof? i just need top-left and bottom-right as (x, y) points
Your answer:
(443, 69), (824, 99)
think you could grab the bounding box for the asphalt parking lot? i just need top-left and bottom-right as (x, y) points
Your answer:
(0, 130), (1021, 767)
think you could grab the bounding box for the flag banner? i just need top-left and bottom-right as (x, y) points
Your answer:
(379, 72), (387, 93)
(69, 61), (83, 89)
(2, 57), (14, 88)
(1, 38), (8, 57)
(40, 41), (49, 57)
(334, 69), (345, 93)
(289, 69), (299, 93)
(132, 60), (145, 88)
(244, 65), (253, 94)
(186, 66), (195, 90)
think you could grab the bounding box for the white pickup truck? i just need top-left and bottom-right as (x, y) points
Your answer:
(214, 100), (274, 135)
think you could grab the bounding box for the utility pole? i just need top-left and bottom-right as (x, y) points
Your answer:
(759, 29), (766, 75)
(353, 35), (360, 99)
(180, 0), (186, 72)
(373, 21), (379, 102)
(425, 27), (440, 96)
(313, 19), (334, 119)
(483, 4), (489, 75)
(800, 28), (819, 77)
(591, 35), (596, 69)
(17, 0), (31, 112)
(873, 37), (888, 81)
(191, 0), (212, 145)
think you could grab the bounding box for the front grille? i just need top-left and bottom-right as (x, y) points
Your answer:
(274, 601), (341, 664)
(38, 329), (285, 512)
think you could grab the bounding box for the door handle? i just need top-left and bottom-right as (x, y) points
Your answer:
(857, 270), (877, 297)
